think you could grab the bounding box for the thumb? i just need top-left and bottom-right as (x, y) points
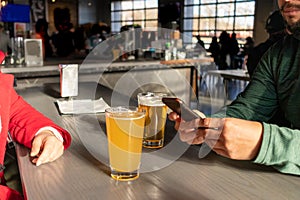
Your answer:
(192, 110), (206, 118)
(30, 137), (42, 157)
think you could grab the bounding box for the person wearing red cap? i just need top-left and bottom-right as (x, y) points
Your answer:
(0, 50), (72, 199)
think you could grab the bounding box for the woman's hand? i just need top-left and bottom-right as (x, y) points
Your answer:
(30, 130), (64, 166)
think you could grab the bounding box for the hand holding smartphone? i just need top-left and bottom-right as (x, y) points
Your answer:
(162, 97), (219, 130)
(162, 97), (200, 121)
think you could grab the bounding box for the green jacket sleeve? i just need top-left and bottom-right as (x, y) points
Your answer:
(211, 38), (300, 175)
(254, 122), (300, 175)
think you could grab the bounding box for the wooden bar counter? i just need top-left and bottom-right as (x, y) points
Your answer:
(14, 81), (300, 200)
(2, 59), (201, 104)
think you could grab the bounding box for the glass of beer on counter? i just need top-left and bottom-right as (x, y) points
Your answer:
(105, 106), (145, 181)
(137, 92), (168, 148)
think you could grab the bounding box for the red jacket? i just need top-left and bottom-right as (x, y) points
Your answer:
(0, 72), (71, 199)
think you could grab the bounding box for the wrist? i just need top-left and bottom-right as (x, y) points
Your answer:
(35, 126), (64, 142)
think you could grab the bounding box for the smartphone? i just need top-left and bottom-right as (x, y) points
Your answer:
(162, 97), (200, 121)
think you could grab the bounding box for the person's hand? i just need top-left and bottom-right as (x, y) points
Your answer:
(30, 130), (64, 166)
(168, 112), (263, 160)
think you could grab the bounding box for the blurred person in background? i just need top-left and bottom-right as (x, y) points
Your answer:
(34, 18), (53, 59)
(195, 35), (205, 49)
(218, 31), (231, 70)
(51, 8), (75, 57)
(229, 32), (240, 69)
(0, 23), (11, 57)
(242, 36), (255, 57)
(247, 10), (287, 77)
(208, 36), (220, 66)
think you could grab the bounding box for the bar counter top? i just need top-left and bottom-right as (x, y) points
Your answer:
(15, 82), (300, 200)
(1, 60), (161, 78)
(1, 58), (213, 79)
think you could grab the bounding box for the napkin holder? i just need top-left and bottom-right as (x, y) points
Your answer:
(59, 64), (78, 98)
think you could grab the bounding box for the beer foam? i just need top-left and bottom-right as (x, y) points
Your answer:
(110, 113), (145, 120)
(141, 102), (165, 106)
(138, 92), (167, 107)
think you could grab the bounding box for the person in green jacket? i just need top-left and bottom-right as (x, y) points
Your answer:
(169, 0), (300, 175)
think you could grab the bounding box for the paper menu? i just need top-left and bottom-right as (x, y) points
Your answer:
(56, 98), (110, 114)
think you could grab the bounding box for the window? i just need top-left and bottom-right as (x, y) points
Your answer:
(183, 0), (256, 48)
(111, 0), (158, 33)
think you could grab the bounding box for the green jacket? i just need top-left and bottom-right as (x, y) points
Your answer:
(213, 34), (300, 175)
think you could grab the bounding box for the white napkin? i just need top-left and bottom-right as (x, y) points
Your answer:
(56, 98), (110, 114)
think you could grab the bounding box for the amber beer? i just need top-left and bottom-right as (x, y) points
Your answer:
(137, 92), (168, 148)
(105, 107), (145, 181)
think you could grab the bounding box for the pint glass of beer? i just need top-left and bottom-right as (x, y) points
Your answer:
(105, 106), (145, 181)
(137, 92), (168, 148)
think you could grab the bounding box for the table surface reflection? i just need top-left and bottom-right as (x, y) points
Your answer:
(15, 82), (300, 200)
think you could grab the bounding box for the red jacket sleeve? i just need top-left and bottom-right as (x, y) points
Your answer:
(8, 82), (71, 149)
(0, 185), (23, 200)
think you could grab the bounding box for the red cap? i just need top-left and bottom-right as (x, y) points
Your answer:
(0, 51), (5, 64)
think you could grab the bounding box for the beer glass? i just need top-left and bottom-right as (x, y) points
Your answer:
(137, 92), (168, 148)
(105, 106), (145, 181)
